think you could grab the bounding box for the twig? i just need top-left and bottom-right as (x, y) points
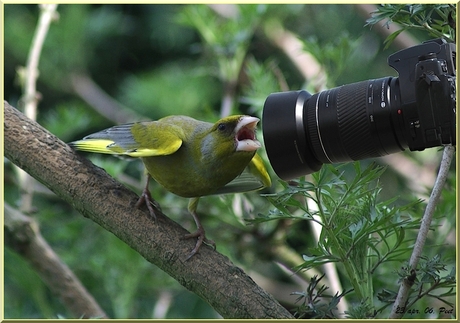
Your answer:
(389, 145), (455, 319)
(18, 4), (58, 213)
(22, 4), (58, 120)
(220, 81), (237, 118)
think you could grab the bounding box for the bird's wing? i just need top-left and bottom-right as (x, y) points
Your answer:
(69, 122), (183, 157)
(213, 153), (272, 194)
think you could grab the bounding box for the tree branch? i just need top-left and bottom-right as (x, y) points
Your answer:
(4, 101), (294, 319)
(4, 203), (108, 319)
(70, 73), (140, 124)
(263, 19), (328, 92)
(389, 145), (455, 319)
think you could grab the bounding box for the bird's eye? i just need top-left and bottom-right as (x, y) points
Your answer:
(217, 123), (226, 132)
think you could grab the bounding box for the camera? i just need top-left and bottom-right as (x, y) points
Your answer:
(262, 38), (456, 180)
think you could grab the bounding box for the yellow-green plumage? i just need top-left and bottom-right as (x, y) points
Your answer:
(69, 114), (271, 259)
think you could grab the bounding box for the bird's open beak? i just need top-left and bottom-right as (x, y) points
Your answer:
(235, 116), (261, 152)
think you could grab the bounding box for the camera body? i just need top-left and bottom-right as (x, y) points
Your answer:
(390, 38), (456, 151)
(262, 38), (456, 180)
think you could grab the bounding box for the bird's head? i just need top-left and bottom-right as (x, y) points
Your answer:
(215, 115), (261, 150)
(200, 115), (261, 161)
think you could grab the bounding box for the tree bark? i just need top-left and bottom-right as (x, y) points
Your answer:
(4, 101), (294, 319)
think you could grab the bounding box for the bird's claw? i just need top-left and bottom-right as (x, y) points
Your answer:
(182, 226), (215, 260)
(135, 187), (161, 222)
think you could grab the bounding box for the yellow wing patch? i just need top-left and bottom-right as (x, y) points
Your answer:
(70, 139), (124, 154)
(247, 153), (272, 189)
(70, 138), (182, 157)
(126, 139), (182, 157)
(69, 121), (184, 157)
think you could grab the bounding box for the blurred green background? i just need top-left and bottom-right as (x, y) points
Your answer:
(4, 4), (456, 319)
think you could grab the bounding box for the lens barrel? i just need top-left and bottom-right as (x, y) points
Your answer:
(263, 78), (406, 180)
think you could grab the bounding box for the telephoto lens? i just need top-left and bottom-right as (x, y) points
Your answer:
(262, 77), (405, 180)
(262, 38), (456, 181)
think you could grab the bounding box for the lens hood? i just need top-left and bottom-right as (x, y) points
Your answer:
(262, 91), (322, 180)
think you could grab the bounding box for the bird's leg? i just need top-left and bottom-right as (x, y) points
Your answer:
(182, 197), (216, 260)
(135, 175), (161, 221)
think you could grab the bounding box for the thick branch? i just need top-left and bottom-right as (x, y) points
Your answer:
(4, 101), (293, 319)
(5, 203), (108, 319)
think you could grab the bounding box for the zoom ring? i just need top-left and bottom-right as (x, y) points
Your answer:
(336, 81), (380, 160)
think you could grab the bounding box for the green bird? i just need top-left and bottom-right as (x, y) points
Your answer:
(69, 115), (271, 259)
